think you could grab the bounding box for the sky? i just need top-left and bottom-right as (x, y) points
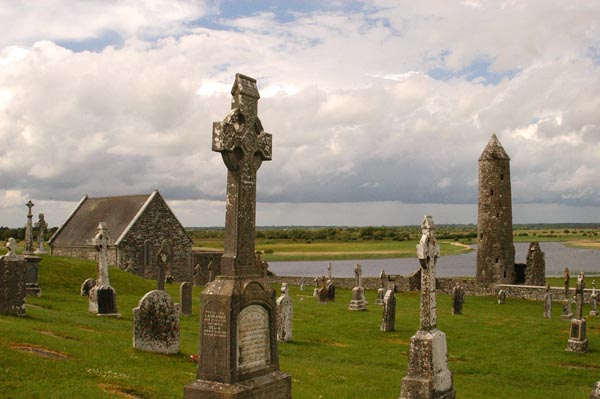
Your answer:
(1, 0), (600, 228)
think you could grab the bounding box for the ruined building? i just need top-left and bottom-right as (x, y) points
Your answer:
(476, 134), (515, 285)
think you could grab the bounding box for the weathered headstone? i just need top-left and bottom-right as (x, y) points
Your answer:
(400, 215), (455, 399)
(313, 276), (319, 297)
(591, 381), (600, 399)
(380, 289), (396, 332)
(88, 223), (120, 317)
(543, 284), (552, 319)
(180, 281), (192, 316)
(318, 276), (328, 304)
(34, 213), (48, 254)
(156, 239), (171, 291)
(0, 238), (27, 316)
(299, 277), (305, 291)
(133, 290), (180, 354)
(567, 271), (588, 353)
(562, 267), (573, 319)
(349, 264), (366, 311)
(276, 283), (293, 342)
(24, 255), (42, 296)
(24, 201), (34, 255)
(590, 280), (598, 317)
(497, 289), (506, 304)
(376, 269), (387, 305)
(184, 74), (291, 399)
(81, 278), (96, 296)
(451, 284), (464, 315)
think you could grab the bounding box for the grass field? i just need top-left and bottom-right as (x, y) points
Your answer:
(1, 255), (600, 398)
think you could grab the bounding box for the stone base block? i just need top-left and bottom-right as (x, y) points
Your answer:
(26, 283), (41, 297)
(566, 338), (588, 353)
(399, 376), (456, 399)
(184, 371), (291, 399)
(348, 300), (366, 311)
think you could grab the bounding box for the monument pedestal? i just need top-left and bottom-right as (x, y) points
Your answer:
(89, 285), (120, 317)
(349, 287), (366, 311)
(566, 318), (588, 353)
(400, 329), (455, 399)
(185, 276), (291, 399)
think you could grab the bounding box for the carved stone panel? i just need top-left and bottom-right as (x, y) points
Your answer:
(237, 304), (271, 373)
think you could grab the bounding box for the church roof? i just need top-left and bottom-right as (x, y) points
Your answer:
(49, 191), (160, 246)
(479, 134), (510, 161)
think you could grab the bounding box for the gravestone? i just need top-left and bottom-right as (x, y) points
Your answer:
(88, 223), (120, 317)
(180, 282), (192, 316)
(184, 74), (291, 399)
(451, 284), (464, 315)
(156, 240), (171, 291)
(567, 271), (588, 352)
(543, 284), (552, 319)
(561, 267), (573, 319)
(497, 289), (506, 304)
(590, 281), (598, 317)
(318, 276), (328, 304)
(34, 213), (48, 254)
(349, 264), (366, 311)
(381, 289), (396, 332)
(81, 278), (96, 296)
(0, 238), (27, 316)
(299, 277), (305, 291)
(400, 215), (455, 399)
(276, 283), (293, 342)
(133, 290), (180, 354)
(313, 276), (319, 297)
(24, 255), (42, 296)
(24, 201), (34, 255)
(377, 269), (387, 305)
(591, 381), (600, 399)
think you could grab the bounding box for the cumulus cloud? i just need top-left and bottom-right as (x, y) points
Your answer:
(1, 1), (600, 226)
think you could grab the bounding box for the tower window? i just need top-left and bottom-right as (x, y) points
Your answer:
(490, 189), (494, 196)
(504, 270), (507, 278)
(495, 257), (499, 263)
(144, 241), (152, 267)
(500, 174), (504, 180)
(496, 212), (500, 218)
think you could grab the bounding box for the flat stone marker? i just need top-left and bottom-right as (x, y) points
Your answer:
(381, 289), (396, 332)
(133, 290), (180, 354)
(543, 284), (552, 319)
(88, 223), (120, 317)
(276, 283), (293, 342)
(0, 238), (27, 316)
(184, 74), (291, 399)
(497, 289), (506, 304)
(180, 281), (192, 316)
(400, 215), (455, 399)
(567, 271), (588, 352)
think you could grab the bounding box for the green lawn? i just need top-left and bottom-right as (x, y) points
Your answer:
(1, 255), (599, 398)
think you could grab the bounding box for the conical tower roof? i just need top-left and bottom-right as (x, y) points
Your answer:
(479, 134), (510, 161)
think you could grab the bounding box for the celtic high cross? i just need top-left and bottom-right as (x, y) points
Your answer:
(93, 222), (111, 286)
(416, 215), (440, 331)
(24, 200), (34, 254)
(212, 73), (272, 276)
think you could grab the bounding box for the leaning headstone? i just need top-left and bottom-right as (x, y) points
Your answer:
(590, 280), (599, 317)
(349, 264), (366, 311)
(276, 283), (293, 342)
(184, 73), (291, 398)
(380, 289), (396, 332)
(400, 215), (455, 399)
(567, 271), (588, 353)
(180, 282), (192, 316)
(34, 213), (48, 254)
(88, 223), (120, 317)
(0, 238), (27, 316)
(561, 267), (573, 319)
(81, 278), (96, 296)
(543, 284), (552, 319)
(24, 255), (42, 296)
(451, 283), (464, 315)
(23, 201), (35, 255)
(497, 289), (506, 304)
(318, 276), (328, 304)
(133, 290), (180, 354)
(591, 381), (600, 399)
(376, 269), (387, 305)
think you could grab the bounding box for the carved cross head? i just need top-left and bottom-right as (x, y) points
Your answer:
(93, 222), (110, 250)
(416, 215), (440, 268)
(157, 239), (171, 264)
(35, 213), (47, 229)
(25, 200), (34, 216)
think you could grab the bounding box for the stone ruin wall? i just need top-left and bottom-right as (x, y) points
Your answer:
(191, 250), (222, 286)
(51, 245), (117, 265)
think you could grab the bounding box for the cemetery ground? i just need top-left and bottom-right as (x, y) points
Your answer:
(1, 256), (600, 398)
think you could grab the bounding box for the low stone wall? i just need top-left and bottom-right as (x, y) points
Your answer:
(269, 275), (413, 291)
(495, 284), (595, 302)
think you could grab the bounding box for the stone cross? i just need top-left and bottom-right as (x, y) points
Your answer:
(354, 264), (362, 288)
(24, 200), (34, 254)
(379, 269), (387, 289)
(327, 262), (332, 281)
(575, 271), (585, 319)
(34, 213), (48, 254)
(93, 222), (111, 287)
(416, 215), (440, 332)
(212, 73), (272, 277)
(564, 267), (570, 299)
(156, 240), (171, 291)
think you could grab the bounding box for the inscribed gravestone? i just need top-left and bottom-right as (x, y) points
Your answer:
(380, 289), (396, 332)
(0, 238), (27, 316)
(400, 215), (455, 399)
(24, 255), (42, 296)
(88, 222), (120, 317)
(184, 74), (291, 399)
(133, 290), (180, 354)
(276, 283), (293, 342)
(180, 281), (192, 316)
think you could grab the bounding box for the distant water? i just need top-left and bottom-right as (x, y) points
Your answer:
(268, 242), (600, 278)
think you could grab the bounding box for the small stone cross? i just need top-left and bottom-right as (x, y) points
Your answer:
(156, 240), (171, 291)
(24, 200), (35, 254)
(26, 200), (34, 216)
(93, 222), (111, 287)
(416, 215), (440, 331)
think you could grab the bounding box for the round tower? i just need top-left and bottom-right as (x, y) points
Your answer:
(476, 134), (515, 285)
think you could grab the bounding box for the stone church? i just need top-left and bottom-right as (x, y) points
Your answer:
(48, 190), (193, 282)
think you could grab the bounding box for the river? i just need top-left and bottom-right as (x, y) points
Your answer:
(268, 242), (600, 278)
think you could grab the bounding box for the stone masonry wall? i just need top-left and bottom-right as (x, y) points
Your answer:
(191, 250), (223, 286)
(51, 246), (117, 265)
